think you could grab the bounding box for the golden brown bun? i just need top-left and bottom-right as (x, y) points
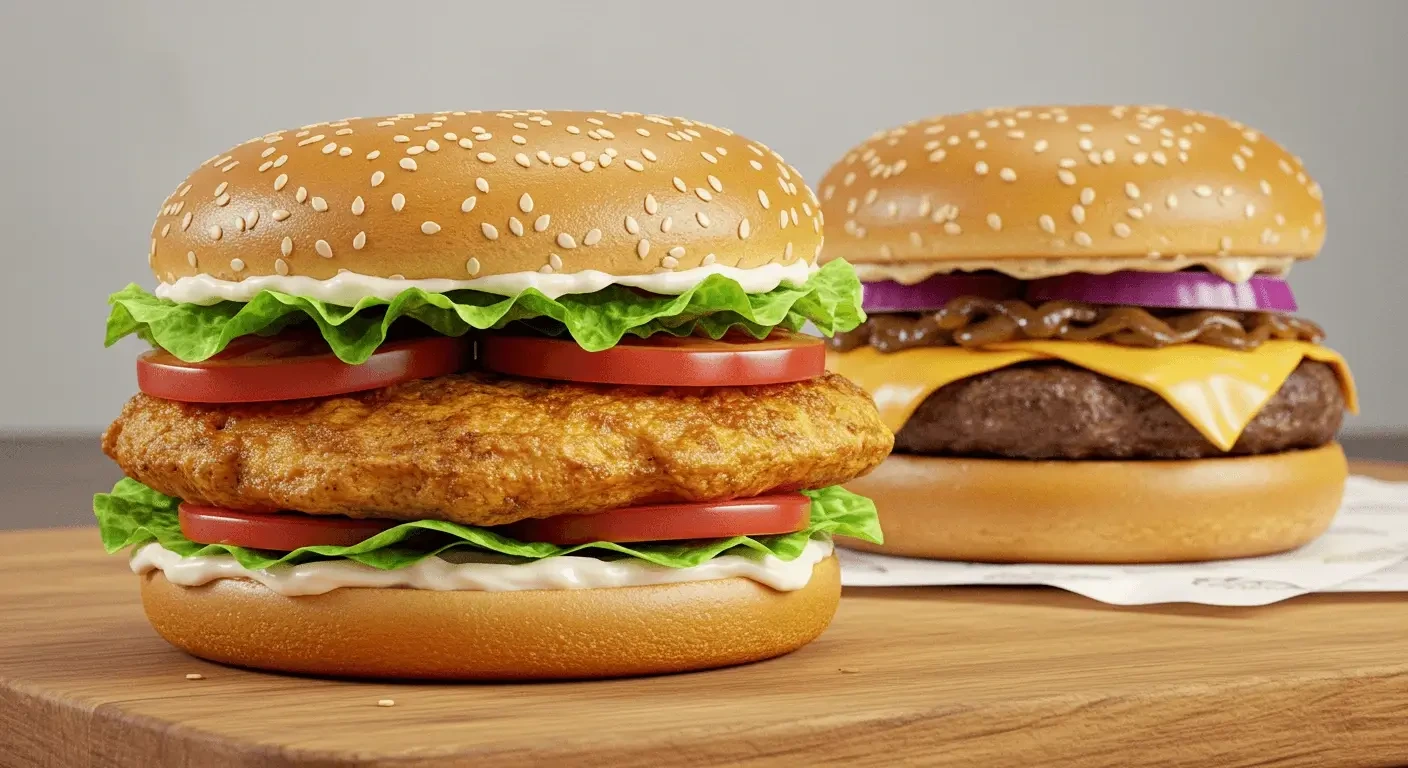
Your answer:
(139, 555), (840, 680)
(817, 105), (1325, 283)
(148, 110), (820, 284)
(839, 445), (1346, 564)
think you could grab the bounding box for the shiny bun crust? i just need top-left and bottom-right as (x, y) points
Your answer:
(818, 105), (1326, 282)
(149, 110), (821, 285)
(840, 445), (1346, 563)
(138, 556), (840, 680)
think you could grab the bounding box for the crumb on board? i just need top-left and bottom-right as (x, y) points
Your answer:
(184, 673), (204, 680)
(838, 667), (860, 674)
(377, 699), (396, 707)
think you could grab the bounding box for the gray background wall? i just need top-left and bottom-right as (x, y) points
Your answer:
(0, 0), (1403, 435)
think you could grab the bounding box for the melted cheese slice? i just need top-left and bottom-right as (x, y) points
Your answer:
(829, 340), (1357, 452)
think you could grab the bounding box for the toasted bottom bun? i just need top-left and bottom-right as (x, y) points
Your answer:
(839, 444), (1348, 564)
(139, 555), (840, 680)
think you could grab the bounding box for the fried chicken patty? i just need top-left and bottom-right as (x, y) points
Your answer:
(103, 372), (893, 526)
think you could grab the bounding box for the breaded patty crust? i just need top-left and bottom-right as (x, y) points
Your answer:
(104, 372), (893, 526)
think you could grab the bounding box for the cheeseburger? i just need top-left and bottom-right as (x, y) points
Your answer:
(820, 104), (1356, 564)
(94, 109), (892, 679)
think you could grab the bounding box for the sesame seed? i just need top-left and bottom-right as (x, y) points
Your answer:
(1133, 152), (1149, 165)
(758, 190), (770, 209)
(207, 224), (222, 240)
(1078, 138), (1094, 153)
(466, 257), (481, 276)
(1166, 193), (1179, 209)
(314, 239), (333, 258)
(1152, 151), (1168, 166)
(186, 251), (197, 267)
(273, 257), (289, 275)
(1080, 187), (1096, 206)
(476, 178), (490, 193)
(557, 233), (577, 249)
(986, 213), (1002, 231)
(644, 194), (659, 215)
(943, 221), (961, 235)
(481, 223), (499, 240)
(421, 220), (441, 235)
(1057, 169), (1077, 186)
(272, 209), (290, 222)
(549, 253), (563, 271)
(215, 194), (230, 207)
(1113, 222), (1132, 238)
(247, 210), (259, 229)
(406, 146), (425, 156)
(322, 142), (337, 155)
(738, 218), (751, 239)
(671, 177), (687, 193)
(695, 188), (712, 202)
(391, 193), (405, 212)
(998, 167), (1017, 182)
(1074, 231), (1093, 247)
(1194, 185), (1213, 198)
(393, 135), (410, 143)
(641, 148), (658, 163)
(371, 171), (385, 187)
(295, 187), (309, 204)
(580, 228), (602, 246)
(667, 246), (685, 259)
(311, 196), (328, 212)
(273, 174), (289, 192)
(508, 217), (524, 237)
(1125, 182), (1141, 200)
(661, 216), (674, 233)
(458, 138), (474, 149)
(579, 161), (596, 172)
(637, 239), (650, 258)
(512, 153), (530, 168)
(533, 214), (550, 232)
(701, 151), (718, 164)
(474, 153), (495, 164)
(696, 211), (711, 228)
(1233, 154), (1247, 171)
(1260, 180), (1273, 195)
(1039, 214), (1056, 233)
(1071, 203), (1089, 224)
(366, 150), (381, 160)
(353, 231), (366, 250)
(1059, 158), (1077, 169)
(476, 133), (492, 141)
(1275, 213), (1287, 226)
(974, 161), (989, 176)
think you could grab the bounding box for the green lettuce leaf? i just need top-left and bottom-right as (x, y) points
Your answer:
(94, 478), (882, 571)
(106, 259), (864, 363)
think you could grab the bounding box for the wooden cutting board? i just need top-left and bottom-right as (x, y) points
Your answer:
(2, 461), (1407, 768)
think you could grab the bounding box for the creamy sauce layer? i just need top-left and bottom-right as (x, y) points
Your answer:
(155, 260), (819, 305)
(130, 538), (833, 596)
(850, 255), (1295, 285)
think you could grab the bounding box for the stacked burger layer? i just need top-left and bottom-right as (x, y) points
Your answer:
(94, 110), (894, 680)
(821, 105), (1356, 564)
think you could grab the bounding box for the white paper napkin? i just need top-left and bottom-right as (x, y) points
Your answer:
(837, 475), (1408, 606)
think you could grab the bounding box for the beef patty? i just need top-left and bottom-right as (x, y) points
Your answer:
(895, 361), (1344, 460)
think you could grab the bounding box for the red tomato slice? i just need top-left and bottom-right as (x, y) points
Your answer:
(137, 331), (470, 403)
(179, 503), (399, 551)
(479, 329), (825, 387)
(495, 494), (812, 545)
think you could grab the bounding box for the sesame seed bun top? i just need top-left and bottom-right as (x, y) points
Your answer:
(148, 110), (821, 291)
(817, 105), (1326, 283)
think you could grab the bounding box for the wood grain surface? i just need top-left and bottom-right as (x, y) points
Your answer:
(1, 462), (1405, 768)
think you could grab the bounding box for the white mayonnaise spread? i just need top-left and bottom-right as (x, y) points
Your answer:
(130, 538), (834, 596)
(155, 260), (819, 305)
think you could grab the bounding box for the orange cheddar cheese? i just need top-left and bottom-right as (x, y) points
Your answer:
(828, 340), (1357, 452)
